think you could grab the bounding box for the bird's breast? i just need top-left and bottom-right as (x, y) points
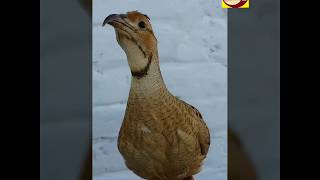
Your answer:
(117, 99), (204, 179)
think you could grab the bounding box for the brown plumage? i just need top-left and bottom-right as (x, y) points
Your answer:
(78, 4), (257, 180)
(103, 11), (210, 180)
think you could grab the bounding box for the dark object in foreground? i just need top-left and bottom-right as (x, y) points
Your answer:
(228, 130), (257, 180)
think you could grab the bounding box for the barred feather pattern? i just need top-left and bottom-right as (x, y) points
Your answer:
(117, 55), (210, 180)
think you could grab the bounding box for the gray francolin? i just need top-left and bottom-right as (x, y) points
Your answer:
(103, 11), (210, 180)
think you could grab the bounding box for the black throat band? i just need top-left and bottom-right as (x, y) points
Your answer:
(131, 53), (153, 79)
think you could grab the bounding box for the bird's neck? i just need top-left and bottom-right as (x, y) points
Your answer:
(129, 53), (170, 100)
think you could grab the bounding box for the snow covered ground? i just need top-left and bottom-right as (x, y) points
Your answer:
(93, 0), (227, 179)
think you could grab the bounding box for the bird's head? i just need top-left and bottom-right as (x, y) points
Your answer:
(103, 11), (158, 76)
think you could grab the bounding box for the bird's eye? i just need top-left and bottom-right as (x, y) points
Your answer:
(138, 21), (146, 29)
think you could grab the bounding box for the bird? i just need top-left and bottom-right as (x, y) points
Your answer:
(103, 11), (211, 180)
(77, 3), (257, 179)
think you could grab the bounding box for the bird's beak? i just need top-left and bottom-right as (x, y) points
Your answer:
(102, 13), (126, 27)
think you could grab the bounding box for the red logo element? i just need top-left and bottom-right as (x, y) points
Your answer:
(223, 0), (248, 8)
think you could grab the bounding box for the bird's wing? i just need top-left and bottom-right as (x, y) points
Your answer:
(180, 100), (211, 156)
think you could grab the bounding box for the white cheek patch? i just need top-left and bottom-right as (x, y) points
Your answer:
(122, 40), (147, 72)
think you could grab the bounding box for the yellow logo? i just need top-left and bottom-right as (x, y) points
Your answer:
(222, 0), (249, 8)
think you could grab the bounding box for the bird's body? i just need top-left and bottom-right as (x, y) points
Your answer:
(103, 11), (210, 180)
(118, 57), (209, 180)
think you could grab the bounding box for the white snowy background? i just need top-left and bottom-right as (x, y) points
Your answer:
(92, 0), (227, 179)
